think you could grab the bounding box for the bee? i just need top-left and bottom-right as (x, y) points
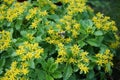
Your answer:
(58, 31), (66, 38)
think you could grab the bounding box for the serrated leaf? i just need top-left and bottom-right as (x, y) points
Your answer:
(63, 64), (73, 80)
(104, 32), (116, 42)
(41, 61), (47, 71)
(52, 71), (62, 79)
(0, 58), (5, 68)
(48, 14), (59, 21)
(28, 59), (35, 69)
(20, 30), (27, 37)
(86, 39), (100, 47)
(49, 63), (58, 73)
(94, 30), (103, 36)
(46, 74), (54, 80)
(68, 73), (76, 80)
(35, 36), (42, 42)
(87, 70), (95, 80)
(78, 41), (86, 48)
(0, 68), (3, 74)
(36, 69), (46, 80)
(105, 63), (111, 73)
(86, 36), (103, 47)
(89, 56), (97, 62)
(47, 58), (54, 65)
(15, 19), (22, 30)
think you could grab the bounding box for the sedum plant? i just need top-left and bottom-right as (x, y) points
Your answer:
(0, 0), (120, 80)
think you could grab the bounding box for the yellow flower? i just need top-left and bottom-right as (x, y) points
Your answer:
(31, 18), (41, 29)
(71, 29), (79, 38)
(34, 49), (44, 58)
(63, 15), (72, 21)
(96, 49), (114, 71)
(58, 43), (64, 49)
(27, 33), (34, 40)
(96, 59), (103, 66)
(6, 2), (28, 22)
(16, 42), (44, 61)
(0, 30), (11, 51)
(73, 23), (80, 30)
(1, 61), (21, 80)
(48, 29), (54, 34)
(96, 12), (103, 18)
(78, 63), (89, 74)
(40, 10), (48, 16)
(21, 68), (29, 75)
(26, 52), (33, 60)
(29, 7), (38, 15)
(65, 37), (71, 43)
(80, 52), (88, 57)
(20, 77), (28, 80)
(71, 44), (80, 56)
(93, 12), (118, 31)
(58, 49), (67, 57)
(68, 58), (77, 64)
(26, 8), (38, 20)
(21, 62), (29, 68)
(112, 26), (118, 31)
(55, 58), (64, 63)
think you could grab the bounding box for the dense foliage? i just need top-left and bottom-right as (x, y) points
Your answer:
(0, 0), (120, 80)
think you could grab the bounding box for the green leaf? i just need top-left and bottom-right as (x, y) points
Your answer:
(28, 59), (35, 69)
(0, 68), (3, 74)
(15, 19), (22, 30)
(20, 30), (27, 37)
(73, 65), (79, 72)
(89, 56), (97, 62)
(86, 36), (103, 47)
(49, 63), (58, 73)
(48, 14), (59, 21)
(80, 19), (93, 29)
(68, 73), (76, 80)
(0, 58), (5, 68)
(63, 64), (73, 80)
(94, 30), (103, 36)
(87, 70), (95, 80)
(78, 41), (86, 48)
(47, 58), (54, 66)
(86, 39), (100, 47)
(46, 74), (54, 80)
(41, 61), (47, 71)
(104, 32), (116, 42)
(42, 5), (51, 11)
(36, 69), (46, 80)
(105, 63), (111, 73)
(35, 36), (42, 42)
(52, 71), (62, 79)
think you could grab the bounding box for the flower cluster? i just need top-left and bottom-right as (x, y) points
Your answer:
(16, 41), (44, 61)
(6, 1), (29, 22)
(0, 30), (11, 51)
(3, 0), (14, 5)
(56, 44), (89, 74)
(1, 41), (44, 79)
(92, 12), (118, 31)
(110, 33), (120, 48)
(1, 61), (29, 80)
(67, 0), (87, 15)
(0, 4), (7, 20)
(96, 49), (113, 72)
